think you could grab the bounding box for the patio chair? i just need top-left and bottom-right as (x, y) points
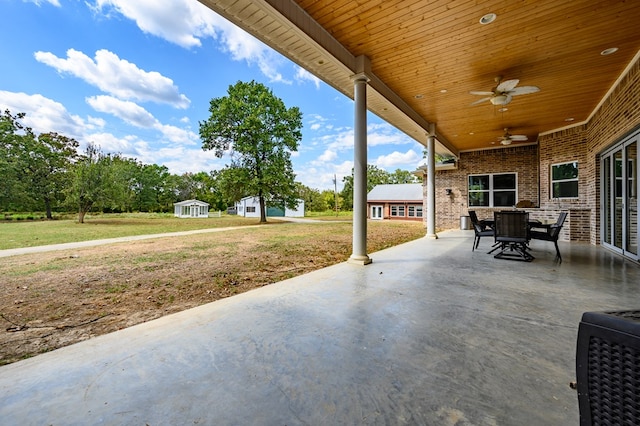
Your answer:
(530, 212), (567, 262)
(493, 211), (534, 261)
(469, 210), (494, 251)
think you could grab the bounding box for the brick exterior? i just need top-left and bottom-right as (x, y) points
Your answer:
(424, 55), (640, 246)
(429, 145), (539, 231)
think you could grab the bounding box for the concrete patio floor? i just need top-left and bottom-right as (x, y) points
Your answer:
(1, 229), (639, 425)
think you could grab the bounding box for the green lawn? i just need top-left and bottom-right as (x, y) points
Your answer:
(0, 213), (266, 250)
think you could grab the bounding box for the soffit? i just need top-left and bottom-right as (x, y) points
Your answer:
(199, 0), (640, 155)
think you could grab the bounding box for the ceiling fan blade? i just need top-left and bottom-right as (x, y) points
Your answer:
(469, 90), (494, 96)
(510, 135), (528, 141)
(509, 85), (540, 96)
(496, 79), (519, 92)
(470, 97), (492, 105)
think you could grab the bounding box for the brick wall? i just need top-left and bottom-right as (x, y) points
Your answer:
(539, 56), (640, 244)
(432, 145), (539, 230)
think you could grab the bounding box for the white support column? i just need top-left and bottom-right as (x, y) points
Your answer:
(426, 129), (438, 239)
(349, 73), (372, 265)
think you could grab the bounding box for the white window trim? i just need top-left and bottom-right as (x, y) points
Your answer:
(468, 173), (518, 207)
(390, 205), (406, 217)
(551, 161), (579, 199)
(408, 205), (423, 217)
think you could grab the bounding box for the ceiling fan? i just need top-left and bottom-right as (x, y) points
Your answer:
(470, 76), (540, 106)
(495, 128), (528, 145)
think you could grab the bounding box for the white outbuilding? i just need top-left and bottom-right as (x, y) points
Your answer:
(235, 196), (304, 218)
(174, 199), (210, 218)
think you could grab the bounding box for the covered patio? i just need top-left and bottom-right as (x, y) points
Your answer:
(1, 230), (638, 425)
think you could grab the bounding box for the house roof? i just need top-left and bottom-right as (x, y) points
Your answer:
(200, 1), (640, 156)
(367, 184), (423, 202)
(174, 199), (209, 206)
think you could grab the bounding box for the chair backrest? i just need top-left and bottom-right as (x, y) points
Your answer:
(468, 210), (479, 224)
(494, 211), (529, 242)
(548, 212), (568, 239)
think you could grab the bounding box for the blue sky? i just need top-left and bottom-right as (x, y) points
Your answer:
(0, 0), (425, 190)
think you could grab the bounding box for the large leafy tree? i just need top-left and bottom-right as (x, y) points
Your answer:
(65, 143), (114, 223)
(199, 80), (302, 223)
(0, 110), (78, 216)
(23, 132), (79, 218)
(0, 110), (29, 210)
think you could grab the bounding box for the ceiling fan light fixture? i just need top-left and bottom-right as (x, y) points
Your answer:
(479, 13), (497, 25)
(490, 94), (509, 105)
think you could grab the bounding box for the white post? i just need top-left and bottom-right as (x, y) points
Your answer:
(426, 130), (438, 239)
(349, 73), (372, 265)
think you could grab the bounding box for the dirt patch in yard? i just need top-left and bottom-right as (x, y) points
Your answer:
(0, 220), (425, 365)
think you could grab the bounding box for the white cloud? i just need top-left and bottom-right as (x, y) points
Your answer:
(295, 66), (321, 89)
(85, 132), (222, 174)
(87, 132), (140, 155)
(317, 149), (337, 162)
(87, 95), (156, 127)
(34, 49), (190, 108)
(294, 160), (353, 191)
(374, 149), (422, 168)
(86, 95), (198, 144)
(25, 0), (60, 6)
(0, 90), (99, 139)
(90, 0), (289, 83)
(367, 122), (414, 146)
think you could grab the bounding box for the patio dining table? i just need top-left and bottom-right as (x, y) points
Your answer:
(478, 218), (544, 229)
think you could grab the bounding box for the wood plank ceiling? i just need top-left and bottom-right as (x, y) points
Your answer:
(199, 0), (640, 155)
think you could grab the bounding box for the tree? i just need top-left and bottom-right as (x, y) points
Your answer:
(0, 110), (29, 211)
(199, 80), (302, 223)
(389, 168), (419, 184)
(340, 165), (398, 210)
(66, 143), (113, 223)
(23, 132), (79, 218)
(0, 110), (78, 216)
(296, 183), (328, 212)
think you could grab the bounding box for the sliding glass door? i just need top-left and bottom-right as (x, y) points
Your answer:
(602, 135), (638, 260)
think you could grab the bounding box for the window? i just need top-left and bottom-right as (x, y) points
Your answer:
(390, 205), (406, 217)
(408, 205), (423, 217)
(246, 206), (256, 213)
(468, 173), (517, 207)
(551, 161), (578, 198)
(615, 158), (635, 198)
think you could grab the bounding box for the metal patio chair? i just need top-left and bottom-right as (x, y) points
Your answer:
(469, 210), (494, 251)
(530, 212), (567, 262)
(493, 211), (534, 261)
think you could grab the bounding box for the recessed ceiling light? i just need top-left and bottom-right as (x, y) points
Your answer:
(565, 117), (575, 122)
(415, 94), (424, 99)
(479, 13), (497, 25)
(440, 89), (448, 93)
(601, 47), (618, 56)
(317, 59), (325, 65)
(498, 107), (508, 112)
(469, 132), (475, 135)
